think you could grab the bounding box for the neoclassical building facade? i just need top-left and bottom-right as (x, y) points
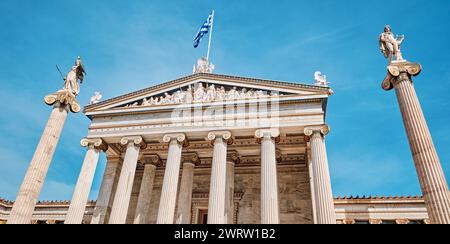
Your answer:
(0, 72), (439, 224)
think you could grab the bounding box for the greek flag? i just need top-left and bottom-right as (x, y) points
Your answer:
(193, 11), (214, 48)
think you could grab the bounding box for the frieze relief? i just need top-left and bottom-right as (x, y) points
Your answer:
(118, 82), (287, 109)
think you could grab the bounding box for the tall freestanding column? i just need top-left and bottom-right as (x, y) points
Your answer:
(225, 151), (240, 224)
(133, 155), (162, 224)
(176, 153), (201, 224)
(109, 136), (147, 224)
(207, 131), (232, 224)
(255, 128), (280, 224)
(91, 156), (122, 224)
(65, 138), (108, 224)
(304, 125), (336, 224)
(382, 62), (450, 224)
(157, 133), (187, 224)
(8, 90), (81, 224)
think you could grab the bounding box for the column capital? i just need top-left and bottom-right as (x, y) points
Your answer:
(182, 152), (202, 166)
(227, 150), (241, 165)
(395, 219), (410, 224)
(342, 218), (356, 225)
(44, 89), (81, 113)
(162, 133), (189, 147)
(255, 128), (280, 139)
(207, 131), (233, 144)
(382, 61), (422, 91)
(304, 125), (330, 139)
(141, 154), (163, 167)
(276, 148), (282, 164)
(369, 219), (383, 225)
(120, 136), (147, 150)
(80, 138), (108, 152)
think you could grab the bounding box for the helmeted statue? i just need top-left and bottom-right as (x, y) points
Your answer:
(379, 25), (405, 64)
(64, 56), (86, 96)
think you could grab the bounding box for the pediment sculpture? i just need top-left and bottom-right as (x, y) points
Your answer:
(120, 82), (284, 108)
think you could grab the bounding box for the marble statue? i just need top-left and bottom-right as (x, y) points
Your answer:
(64, 56), (86, 96)
(193, 57), (215, 74)
(314, 71), (330, 87)
(89, 92), (102, 105)
(379, 25), (405, 64)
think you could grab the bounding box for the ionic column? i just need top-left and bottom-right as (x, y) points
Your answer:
(8, 91), (80, 224)
(207, 131), (233, 224)
(109, 136), (147, 224)
(305, 125), (336, 224)
(91, 156), (122, 224)
(255, 128), (280, 224)
(65, 138), (108, 224)
(175, 153), (201, 224)
(382, 62), (450, 224)
(133, 155), (162, 224)
(225, 151), (240, 224)
(157, 133), (187, 224)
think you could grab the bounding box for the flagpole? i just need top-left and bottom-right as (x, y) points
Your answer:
(206, 10), (215, 62)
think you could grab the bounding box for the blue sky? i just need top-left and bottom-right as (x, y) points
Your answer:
(0, 0), (449, 201)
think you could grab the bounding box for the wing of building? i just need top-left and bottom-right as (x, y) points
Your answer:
(0, 72), (433, 224)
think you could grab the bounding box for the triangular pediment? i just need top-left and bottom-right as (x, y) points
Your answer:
(84, 73), (330, 114)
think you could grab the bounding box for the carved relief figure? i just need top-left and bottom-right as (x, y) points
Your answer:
(216, 86), (226, 101)
(206, 84), (216, 102)
(185, 86), (193, 103)
(194, 83), (206, 102)
(122, 83), (284, 108)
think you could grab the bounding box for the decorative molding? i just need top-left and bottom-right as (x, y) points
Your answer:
(80, 138), (108, 152)
(44, 89), (81, 113)
(120, 136), (147, 150)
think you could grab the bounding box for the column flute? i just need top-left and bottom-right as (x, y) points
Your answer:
(8, 57), (85, 224)
(207, 131), (233, 224)
(304, 125), (336, 224)
(65, 138), (108, 224)
(379, 25), (450, 224)
(255, 128), (281, 224)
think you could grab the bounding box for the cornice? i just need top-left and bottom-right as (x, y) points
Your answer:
(84, 73), (330, 114)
